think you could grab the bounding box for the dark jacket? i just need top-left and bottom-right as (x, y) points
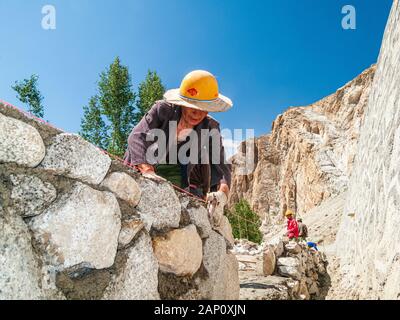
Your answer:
(298, 222), (308, 238)
(123, 101), (231, 194)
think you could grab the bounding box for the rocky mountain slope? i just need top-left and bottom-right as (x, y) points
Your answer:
(228, 65), (376, 224)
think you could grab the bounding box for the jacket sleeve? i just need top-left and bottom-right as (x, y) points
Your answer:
(210, 122), (232, 188)
(123, 102), (164, 165)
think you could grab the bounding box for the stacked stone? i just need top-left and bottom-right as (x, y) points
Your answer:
(0, 103), (239, 300)
(259, 240), (327, 300)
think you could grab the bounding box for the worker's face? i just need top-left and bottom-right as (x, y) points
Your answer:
(182, 107), (208, 126)
(287, 215), (293, 220)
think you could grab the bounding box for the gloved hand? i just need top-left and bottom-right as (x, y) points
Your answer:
(206, 191), (228, 227)
(142, 172), (167, 183)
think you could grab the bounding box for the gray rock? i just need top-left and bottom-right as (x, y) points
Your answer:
(0, 214), (45, 299)
(9, 174), (57, 217)
(200, 231), (239, 299)
(278, 265), (302, 280)
(138, 212), (155, 232)
(136, 178), (181, 231)
(262, 246), (276, 276)
(277, 257), (300, 267)
(39, 133), (111, 185)
(153, 224), (203, 277)
(274, 240), (285, 257)
(213, 215), (235, 248)
(101, 172), (141, 207)
(29, 182), (121, 270)
(222, 253), (240, 300)
(285, 242), (302, 254)
(118, 219), (144, 248)
(185, 203), (213, 239)
(0, 113), (45, 167)
(103, 232), (160, 300)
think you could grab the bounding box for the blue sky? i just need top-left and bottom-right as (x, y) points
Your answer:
(0, 0), (393, 153)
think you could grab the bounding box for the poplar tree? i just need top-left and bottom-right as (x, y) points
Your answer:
(135, 70), (165, 123)
(12, 75), (44, 118)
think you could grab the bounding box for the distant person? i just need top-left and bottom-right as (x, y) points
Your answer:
(307, 241), (318, 251)
(297, 218), (308, 241)
(285, 210), (299, 240)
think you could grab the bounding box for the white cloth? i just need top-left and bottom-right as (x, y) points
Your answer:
(206, 191), (227, 227)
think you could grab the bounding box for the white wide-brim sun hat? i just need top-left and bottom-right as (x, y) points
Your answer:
(163, 70), (233, 113)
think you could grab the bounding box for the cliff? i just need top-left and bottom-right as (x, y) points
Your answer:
(334, 0), (400, 299)
(228, 65), (376, 223)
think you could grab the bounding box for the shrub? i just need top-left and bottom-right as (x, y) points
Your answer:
(226, 199), (263, 244)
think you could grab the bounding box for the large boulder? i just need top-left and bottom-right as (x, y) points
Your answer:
(9, 174), (57, 217)
(136, 178), (181, 231)
(277, 257), (302, 280)
(39, 133), (111, 185)
(29, 182), (121, 270)
(200, 231), (240, 299)
(183, 201), (213, 239)
(213, 215), (235, 248)
(0, 113), (45, 167)
(153, 224), (202, 277)
(0, 214), (45, 299)
(100, 172), (141, 207)
(262, 246), (276, 276)
(103, 232), (160, 300)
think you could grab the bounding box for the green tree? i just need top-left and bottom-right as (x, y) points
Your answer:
(12, 75), (44, 118)
(79, 96), (109, 149)
(98, 57), (136, 156)
(135, 70), (165, 123)
(226, 199), (263, 244)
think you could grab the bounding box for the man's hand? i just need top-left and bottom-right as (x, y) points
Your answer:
(206, 190), (228, 227)
(137, 163), (155, 174)
(138, 163), (167, 183)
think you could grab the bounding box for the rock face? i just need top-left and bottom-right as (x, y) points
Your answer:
(0, 100), (238, 300)
(228, 66), (376, 222)
(39, 133), (111, 185)
(29, 182), (121, 270)
(0, 113), (45, 167)
(335, 1), (400, 300)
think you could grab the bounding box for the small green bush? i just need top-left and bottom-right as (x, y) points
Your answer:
(226, 199), (263, 244)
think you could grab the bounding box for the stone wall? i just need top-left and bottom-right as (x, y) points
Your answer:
(0, 102), (239, 300)
(238, 239), (328, 300)
(335, 0), (400, 299)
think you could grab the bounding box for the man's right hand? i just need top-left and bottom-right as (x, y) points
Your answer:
(138, 163), (167, 183)
(137, 163), (155, 174)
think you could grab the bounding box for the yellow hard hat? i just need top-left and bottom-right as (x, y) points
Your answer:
(285, 210), (294, 217)
(163, 70), (233, 112)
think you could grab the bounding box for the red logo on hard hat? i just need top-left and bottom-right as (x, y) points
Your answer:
(187, 88), (198, 97)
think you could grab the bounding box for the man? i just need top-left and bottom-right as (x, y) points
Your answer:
(297, 218), (308, 241)
(285, 210), (299, 240)
(124, 70), (233, 225)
